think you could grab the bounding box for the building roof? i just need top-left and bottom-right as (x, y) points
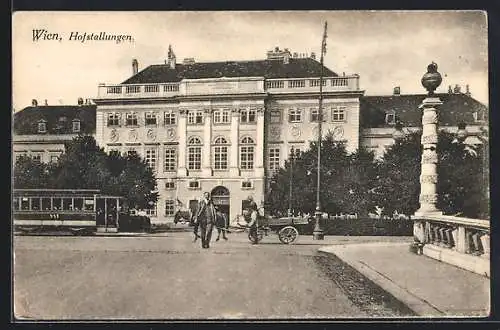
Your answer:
(360, 93), (488, 128)
(13, 105), (96, 135)
(122, 58), (338, 84)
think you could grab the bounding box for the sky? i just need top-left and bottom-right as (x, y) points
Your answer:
(12, 11), (488, 111)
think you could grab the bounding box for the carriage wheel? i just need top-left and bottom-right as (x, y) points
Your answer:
(278, 226), (299, 244)
(248, 230), (264, 243)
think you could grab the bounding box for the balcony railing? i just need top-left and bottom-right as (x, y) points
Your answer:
(98, 83), (180, 99)
(413, 214), (490, 277)
(96, 75), (360, 100)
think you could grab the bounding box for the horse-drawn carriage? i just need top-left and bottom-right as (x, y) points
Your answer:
(231, 213), (314, 244)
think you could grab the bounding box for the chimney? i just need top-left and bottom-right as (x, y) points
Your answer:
(310, 52), (316, 60)
(393, 86), (401, 95)
(448, 85), (453, 94)
(132, 59), (138, 75)
(44, 99), (48, 106)
(167, 45), (176, 69)
(465, 84), (471, 96)
(78, 97), (84, 105)
(32, 99), (38, 107)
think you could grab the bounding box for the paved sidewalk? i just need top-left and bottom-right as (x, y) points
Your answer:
(319, 242), (490, 317)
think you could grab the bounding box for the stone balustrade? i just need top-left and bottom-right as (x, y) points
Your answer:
(96, 75), (360, 99)
(413, 214), (490, 277)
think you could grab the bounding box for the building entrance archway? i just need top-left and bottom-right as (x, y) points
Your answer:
(211, 186), (230, 222)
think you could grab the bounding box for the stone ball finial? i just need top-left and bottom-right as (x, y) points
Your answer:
(421, 62), (442, 95)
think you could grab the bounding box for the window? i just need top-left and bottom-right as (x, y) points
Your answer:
(288, 80), (306, 88)
(37, 121), (47, 133)
(268, 147), (280, 173)
(385, 111), (396, 125)
(165, 181), (175, 190)
(242, 180), (253, 189)
(145, 203), (157, 216)
(164, 112), (176, 125)
(144, 85), (159, 93)
(188, 137), (202, 170)
(31, 152), (43, 162)
(50, 154), (59, 163)
(213, 110), (230, 124)
(164, 147), (177, 172)
(288, 109), (302, 123)
(165, 200), (175, 216)
(189, 180), (200, 189)
(145, 113), (157, 126)
(72, 120), (81, 133)
(126, 113), (138, 126)
(107, 113), (120, 126)
(332, 107), (346, 122)
(126, 85), (141, 94)
(240, 137), (255, 170)
(270, 110), (281, 123)
(213, 137), (228, 170)
(145, 148), (157, 171)
(15, 151), (27, 161)
(310, 108), (322, 122)
(188, 111), (204, 124)
(241, 109), (256, 123)
(127, 148), (137, 157)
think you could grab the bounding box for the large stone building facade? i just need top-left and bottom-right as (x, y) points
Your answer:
(13, 47), (488, 225)
(93, 47), (364, 223)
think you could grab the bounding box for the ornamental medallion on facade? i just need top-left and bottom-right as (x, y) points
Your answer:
(166, 127), (176, 141)
(109, 129), (119, 142)
(146, 129), (156, 141)
(290, 125), (301, 138)
(270, 126), (281, 139)
(128, 129), (138, 142)
(332, 126), (345, 140)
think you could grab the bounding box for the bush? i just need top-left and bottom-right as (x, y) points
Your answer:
(119, 215), (151, 232)
(322, 217), (413, 236)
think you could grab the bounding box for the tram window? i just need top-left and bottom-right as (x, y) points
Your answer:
(74, 198), (83, 211)
(84, 198), (94, 211)
(13, 198), (19, 210)
(21, 198), (29, 210)
(42, 198), (51, 210)
(31, 198), (40, 210)
(62, 198), (72, 210)
(53, 198), (62, 210)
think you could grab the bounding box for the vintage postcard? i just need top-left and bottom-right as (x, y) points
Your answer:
(12, 11), (490, 320)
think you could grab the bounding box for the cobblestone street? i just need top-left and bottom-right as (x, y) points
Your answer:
(13, 232), (413, 320)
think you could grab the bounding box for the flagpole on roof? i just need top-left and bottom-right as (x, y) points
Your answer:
(313, 21), (327, 240)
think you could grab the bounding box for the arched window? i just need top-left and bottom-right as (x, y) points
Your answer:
(240, 137), (255, 170)
(188, 137), (202, 170)
(213, 136), (228, 170)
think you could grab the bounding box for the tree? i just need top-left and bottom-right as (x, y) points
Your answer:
(13, 155), (53, 189)
(266, 133), (379, 217)
(15, 135), (159, 209)
(375, 130), (486, 218)
(374, 133), (422, 217)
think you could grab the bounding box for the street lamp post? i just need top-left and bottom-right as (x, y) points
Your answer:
(313, 22), (328, 240)
(288, 148), (294, 217)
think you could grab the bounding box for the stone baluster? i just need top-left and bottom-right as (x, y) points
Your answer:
(480, 233), (490, 258)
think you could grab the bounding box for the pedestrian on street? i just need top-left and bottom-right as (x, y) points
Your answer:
(244, 195), (259, 244)
(194, 192), (217, 248)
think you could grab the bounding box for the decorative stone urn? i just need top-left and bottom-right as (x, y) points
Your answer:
(421, 62), (442, 95)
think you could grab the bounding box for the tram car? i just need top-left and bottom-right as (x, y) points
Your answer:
(13, 189), (127, 235)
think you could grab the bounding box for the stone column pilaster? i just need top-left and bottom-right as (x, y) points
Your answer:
(202, 108), (213, 177)
(229, 108), (240, 177)
(415, 97), (442, 216)
(254, 106), (265, 177)
(177, 109), (188, 177)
